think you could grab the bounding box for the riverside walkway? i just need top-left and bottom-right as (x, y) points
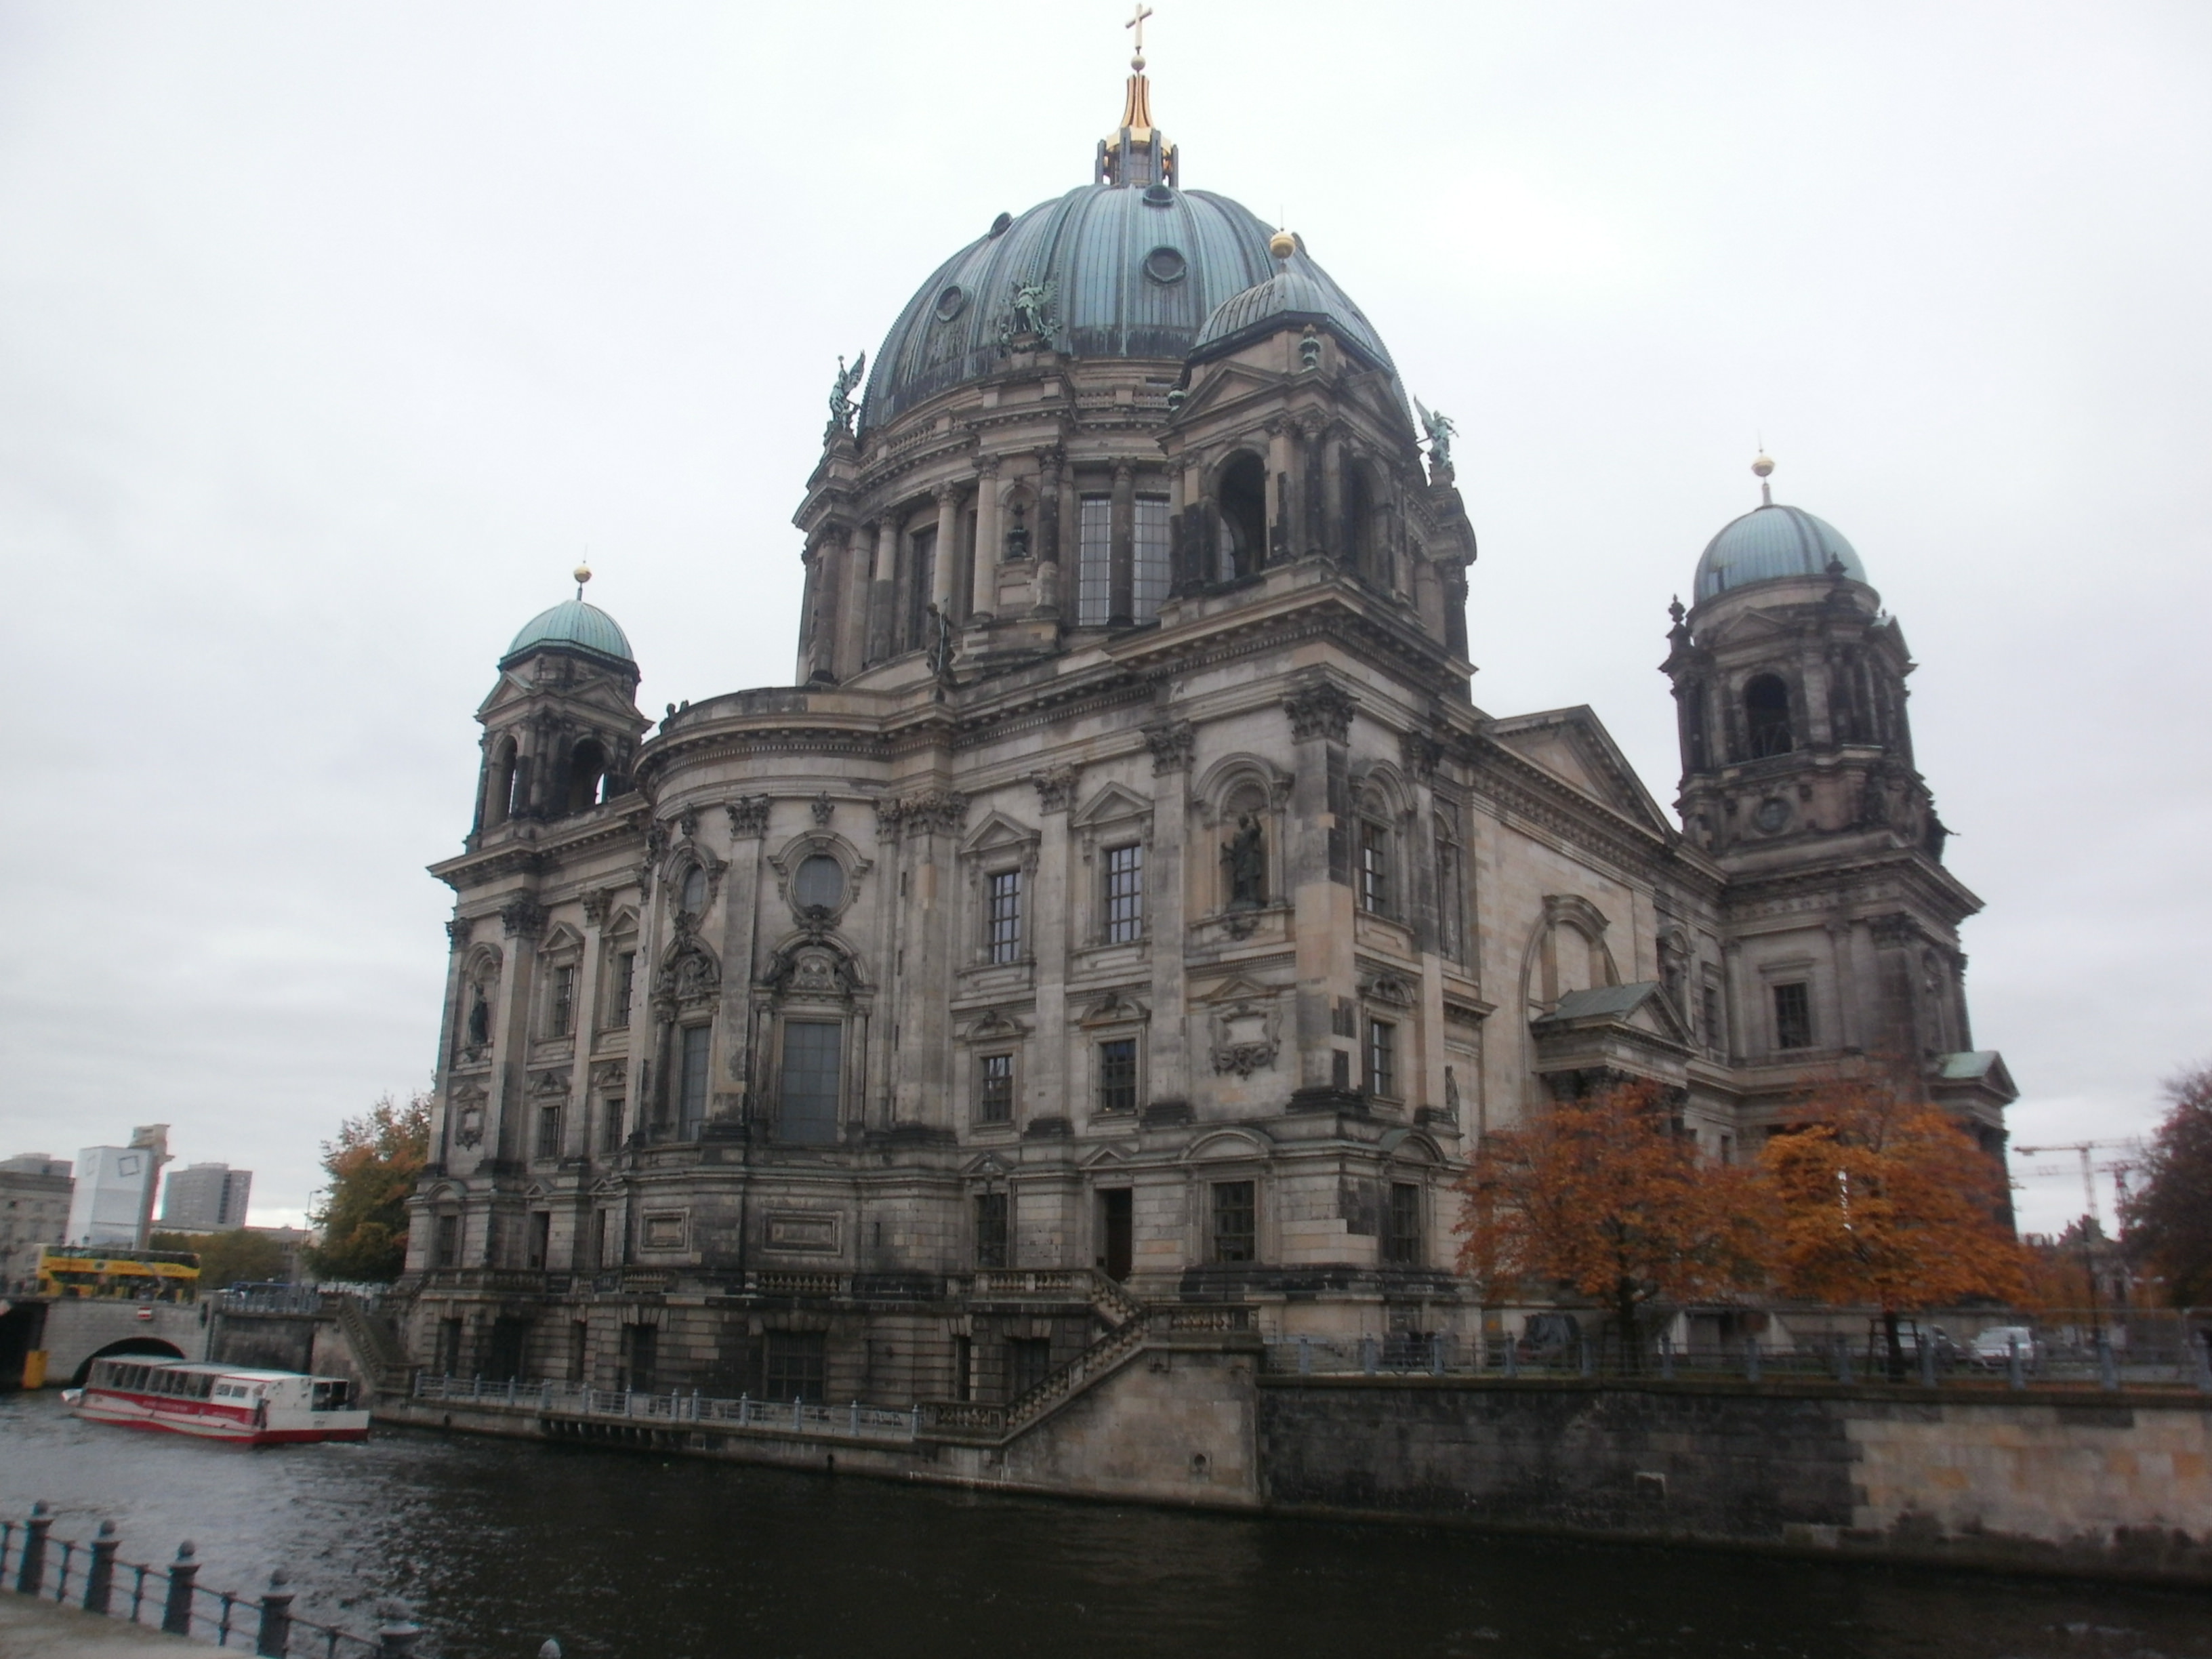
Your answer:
(0, 1595), (201, 1656)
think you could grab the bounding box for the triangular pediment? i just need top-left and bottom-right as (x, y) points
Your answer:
(1531, 980), (1693, 1048)
(1485, 707), (1673, 836)
(1071, 781), (1151, 828)
(1201, 975), (1280, 1006)
(960, 808), (1038, 856)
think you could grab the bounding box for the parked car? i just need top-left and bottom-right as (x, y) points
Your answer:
(1969, 1325), (2042, 1370)
(1865, 1319), (1959, 1370)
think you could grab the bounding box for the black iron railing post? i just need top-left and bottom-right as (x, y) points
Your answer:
(377, 1613), (422, 1658)
(83, 1520), (118, 1616)
(15, 1502), (51, 1596)
(256, 1568), (295, 1657)
(162, 1542), (200, 1636)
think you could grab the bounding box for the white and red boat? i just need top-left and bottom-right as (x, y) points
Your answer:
(63, 1357), (371, 1444)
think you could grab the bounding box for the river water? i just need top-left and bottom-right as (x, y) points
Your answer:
(1, 1395), (2204, 1659)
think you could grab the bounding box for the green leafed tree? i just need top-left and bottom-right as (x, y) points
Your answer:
(304, 1090), (431, 1284)
(149, 1228), (289, 1288)
(2120, 1063), (2212, 1307)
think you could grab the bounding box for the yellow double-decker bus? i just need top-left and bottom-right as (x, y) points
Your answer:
(35, 1246), (200, 1302)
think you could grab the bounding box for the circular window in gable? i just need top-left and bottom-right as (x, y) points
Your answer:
(933, 285), (967, 323)
(793, 854), (846, 912)
(1143, 246), (1188, 285)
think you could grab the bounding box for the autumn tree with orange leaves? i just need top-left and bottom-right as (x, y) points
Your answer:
(1457, 1082), (1776, 1366)
(1762, 1082), (2025, 1379)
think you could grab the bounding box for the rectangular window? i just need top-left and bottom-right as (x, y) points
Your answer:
(1386, 1182), (1421, 1265)
(1076, 494), (1112, 627)
(1098, 1038), (1138, 1113)
(977, 1052), (1015, 1124)
(974, 1191), (1008, 1269)
(1103, 842), (1144, 943)
(1359, 821), (1390, 914)
(434, 1213), (459, 1269)
(1210, 1180), (1256, 1264)
(1772, 981), (1813, 1050)
(986, 869), (1023, 964)
(526, 1210), (550, 1269)
(678, 1024), (712, 1132)
(763, 1330), (825, 1405)
(613, 951), (636, 1027)
(535, 1103), (562, 1160)
(1701, 984), (1723, 1052)
(1008, 1336), (1053, 1400)
(779, 1020), (842, 1144)
(1367, 1019), (1397, 1098)
(906, 525), (937, 651)
(550, 965), (575, 1037)
(1133, 494), (1170, 621)
(601, 1097), (625, 1153)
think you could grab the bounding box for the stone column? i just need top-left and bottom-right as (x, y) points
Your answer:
(720, 799), (771, 1129)
(431, 915), (474, 1179)
(1032, 774), (1073, 1127)
(794, 541), (822, 684)
(1399, 733), (1447, 1113)
(971, 459), (1000, 621)
(1108, 463), (1135, 627)
(835, 525), (867, 678)
(1266, 422), (1294, 565)
(1322, 434), (1345, 563)
(866, 516), (898, 666)
(1283, 682), (1359, 1107)
(932, 484), (960, 621)
(1143, 722), (1195, 1111)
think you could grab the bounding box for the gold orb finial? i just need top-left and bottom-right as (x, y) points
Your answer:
(1269, 228), (1296, 262)
(1751, 453), (1774, 478)
(573, 562), (592, 600)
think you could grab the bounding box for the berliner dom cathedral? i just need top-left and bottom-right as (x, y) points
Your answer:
(399, 45), (2011, 1401)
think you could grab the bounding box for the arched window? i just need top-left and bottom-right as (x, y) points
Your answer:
(1745, 674), (1795, 758)
(565, 739), (607, 815)
(1216, 453), (1267, 581)
(792, 854), (844, 912)
(680, 865), (709, 918)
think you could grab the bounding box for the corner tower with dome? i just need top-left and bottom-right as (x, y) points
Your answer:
(400, 57), (2011, 1403)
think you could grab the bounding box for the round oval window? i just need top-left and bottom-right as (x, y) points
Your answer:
(793, 855), (845, 910)
(1143, 246), (1187, 285)
(934, 284), (966, 322)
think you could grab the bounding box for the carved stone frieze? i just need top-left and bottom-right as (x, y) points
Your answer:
(878, 790), (968, 839)
(811, 792), (836, 826)
(1030, 764), (1080, 813)
(725, 796), (772, 838)
(1284, 682), (1355, 744)
(581, 889), (613, 926)
(500, 897), (548, 940)
(1143, 720), (1195, 775)
(446, 915), (473, 947)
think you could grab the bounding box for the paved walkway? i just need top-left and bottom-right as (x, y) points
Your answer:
(0, 1595), (203, 1656)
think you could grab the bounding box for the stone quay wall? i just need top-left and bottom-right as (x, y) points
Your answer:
(1256, 1375), (2212, 1584)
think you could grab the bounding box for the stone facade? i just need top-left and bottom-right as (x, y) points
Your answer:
(395, 66), (2011, 1403)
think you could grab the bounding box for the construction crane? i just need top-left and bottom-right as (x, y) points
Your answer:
(2014, 1139), (2140, 1233)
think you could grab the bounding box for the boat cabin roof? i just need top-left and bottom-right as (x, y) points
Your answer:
(108, 1360), (329, 1384)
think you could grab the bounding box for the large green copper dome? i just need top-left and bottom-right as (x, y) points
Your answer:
(504, 599), (635, 670)
(861, 184), (1390, 430)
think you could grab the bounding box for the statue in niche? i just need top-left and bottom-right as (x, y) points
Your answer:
(1223, 813), (1267, 910)
(1003, 501), (1030, 561)
(465, 987), (491, 1048)
(1443, 1065), (1461, 1120)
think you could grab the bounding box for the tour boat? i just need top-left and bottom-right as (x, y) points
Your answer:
(63, 1358), (371, 1444)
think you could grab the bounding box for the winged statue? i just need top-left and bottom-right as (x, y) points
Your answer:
(1413, 396), (1457, 471)
(1009, 276), (1058, 341)
(828, 352), (867, 433)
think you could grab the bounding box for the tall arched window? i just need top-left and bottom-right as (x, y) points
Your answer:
(1216, 453), (1267, 581)
(565, 739), (607, 815)
(1745, 674), (1795, 758)
(680, 865), (709, 918)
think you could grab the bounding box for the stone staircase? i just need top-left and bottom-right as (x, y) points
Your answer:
(332, 1293), (415, 1397)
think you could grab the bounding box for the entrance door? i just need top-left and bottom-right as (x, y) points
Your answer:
(1099, 1189), (1133, 1281)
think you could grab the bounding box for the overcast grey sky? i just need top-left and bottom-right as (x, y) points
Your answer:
(1, 2), (2205, 1235)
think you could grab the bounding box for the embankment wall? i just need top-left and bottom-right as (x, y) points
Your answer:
(1257, 1376), (2212, 1584)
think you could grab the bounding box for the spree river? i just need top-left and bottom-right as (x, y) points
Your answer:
(1, 1394), (2205, 1659)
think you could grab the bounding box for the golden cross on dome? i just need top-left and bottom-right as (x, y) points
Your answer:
(1126, 3), (1153, 62)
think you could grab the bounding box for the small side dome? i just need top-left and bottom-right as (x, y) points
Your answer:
(1693, 505), (1866, 604)
(1191, 261), (1393, 371)
(504, 599), (636, 670)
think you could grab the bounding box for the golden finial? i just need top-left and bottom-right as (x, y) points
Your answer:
(573, 562), (592, 600)
(1751, 451), (1774, 507)
(1269, 228), (1296, 262)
